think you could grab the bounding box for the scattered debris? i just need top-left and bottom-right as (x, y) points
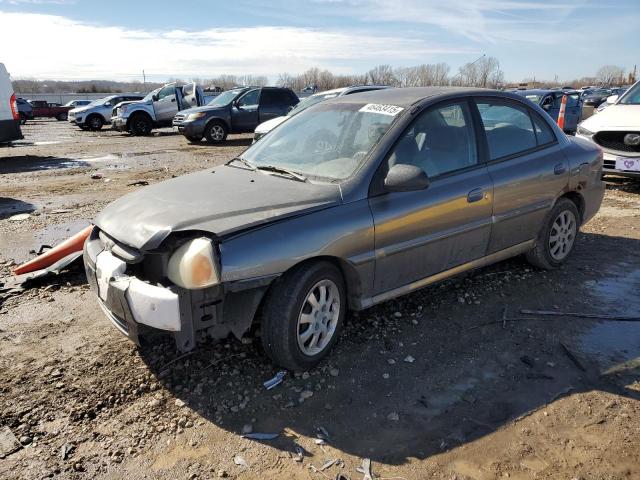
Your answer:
(360, 458), (373, 480)
(319, 458), (338, 471)
(560, 343), (586, 372)
(8, 213), (30, 222)
(0, 427), (21, 457)
(13, 225), (92, 275)
(521, 309), (640, 321)
(294, 446), (304, 462)
(264, 371), (286, 390)
(387, 412), (399, 421)
(233, 455), (249, 468)
(127, 180), (149, 187)
(317, 426), (330, 439)
(61, 443), (75, 460)
(241, 432), (279, 440)
(90, 173), (103, 180)
(403, 355), (415, 363)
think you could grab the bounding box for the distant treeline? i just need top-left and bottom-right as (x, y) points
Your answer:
(12, 79), (164, 94)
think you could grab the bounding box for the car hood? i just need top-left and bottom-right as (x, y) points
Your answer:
(581, 104), (640, 130)
(94, 165), (342, 250)
(255, 116), (287, 134)
(70, 106), (91, 115)
(179, 105), (228, 116)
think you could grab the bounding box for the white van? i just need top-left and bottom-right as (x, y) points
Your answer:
(0, 63), (23, 143)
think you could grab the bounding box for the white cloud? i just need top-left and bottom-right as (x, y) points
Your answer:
(0, 10), (473, 81)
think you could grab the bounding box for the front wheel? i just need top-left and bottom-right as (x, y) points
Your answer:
(129, 114), (152, 136)
(87, 115), (104, 131)
(526, 198), (579, 269)
(204, 121), (227, 144)
(260, 262), (346, 371)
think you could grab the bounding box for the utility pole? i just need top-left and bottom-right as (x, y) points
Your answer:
(143, 70), (147, 91)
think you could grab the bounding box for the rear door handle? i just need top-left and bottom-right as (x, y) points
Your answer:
(467, 188), (484, 203)
(554, 163), (567, 175)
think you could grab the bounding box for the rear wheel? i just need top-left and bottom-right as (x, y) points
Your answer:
(19, 112), (27, 125)
(526, 198), (579, 269)
(260, 262), (346, 371)
(204, 121), (227, 144)
(56, 113), (67, 121)
(87, 115), (104, 131)
(129, 114), (152, 136)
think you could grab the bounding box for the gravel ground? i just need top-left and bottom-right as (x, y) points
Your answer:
(0, 119), (639, 480)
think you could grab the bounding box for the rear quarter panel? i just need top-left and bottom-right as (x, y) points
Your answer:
(566, 136), (605, 224)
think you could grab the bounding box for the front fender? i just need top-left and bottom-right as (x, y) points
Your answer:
(219, 199), (375, 306)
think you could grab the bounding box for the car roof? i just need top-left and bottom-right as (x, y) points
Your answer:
(515, 89), (580, 95)
(329, 86), (488, 107)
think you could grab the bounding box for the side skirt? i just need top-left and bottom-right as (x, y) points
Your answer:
(358, 240), (534, 309)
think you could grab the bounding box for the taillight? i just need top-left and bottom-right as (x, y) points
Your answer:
(10, 93), (19, 120)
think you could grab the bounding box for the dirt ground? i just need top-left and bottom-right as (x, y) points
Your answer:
(0, 119), (639, 480)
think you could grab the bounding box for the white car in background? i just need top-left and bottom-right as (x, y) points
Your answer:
(577, 80), (640, 178)
(253, 85), (390, 142)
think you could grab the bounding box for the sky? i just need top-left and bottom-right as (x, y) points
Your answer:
(0, 0), (637, 84)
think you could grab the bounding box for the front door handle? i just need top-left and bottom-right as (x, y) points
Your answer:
(467, 188), (484, 203)
(554, 163), (567, 175)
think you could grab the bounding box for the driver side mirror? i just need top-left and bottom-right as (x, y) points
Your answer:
(286, 105), (294, 113)
(606, 94), (619, 104)
(384, 164), (430, 192)
(152, 94), (159, 102)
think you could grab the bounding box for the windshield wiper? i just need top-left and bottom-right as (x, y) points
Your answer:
(256, 165), (307, 182)
(227, 157), (256, 170)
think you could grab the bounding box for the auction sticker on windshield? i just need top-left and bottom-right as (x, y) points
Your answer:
(359, 104), (404, 116)
(615, 157), (640, 172)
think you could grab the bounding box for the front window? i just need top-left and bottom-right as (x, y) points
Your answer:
(525, 94), (543, 104)
(241, 102), (401, 181)
(206, 89), (243, 107)
(143, 88), (161, 102)
(619, 82), (640, 105)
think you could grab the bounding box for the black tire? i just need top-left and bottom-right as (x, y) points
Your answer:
(260, 262), (346, 371)
(56, 113), (67, 121)
(19, 113), (27, 125)
(129, 113), (153, 136)
(185, 135), (202, 144)
(204, 121), (227, 144)
(526, 198), (580, 270)
(86, 115), (104, 131)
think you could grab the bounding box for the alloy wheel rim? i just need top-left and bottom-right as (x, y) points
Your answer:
(211, 125), (224, 141)
(297, 279), (340, 356)
(549, 210), (576, 261)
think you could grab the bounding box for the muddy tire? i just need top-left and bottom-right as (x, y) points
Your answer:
(129, 114), (152, 136)
(260, 262), (346, 371)
(19, 112), (27, 125)
(87, 115), (104, 131)
(204, 121), (227, 144)
(56, 113), (67, 121)
(526, 198), (580, 270)
(185, 135), (202, 144)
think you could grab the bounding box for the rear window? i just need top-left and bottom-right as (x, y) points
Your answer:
(476, 100), (536, 160)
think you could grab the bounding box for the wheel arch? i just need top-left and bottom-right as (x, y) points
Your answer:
(558, 190), (585, 224)
(126, 110), (153, 130)
(205, 116), (230, 132)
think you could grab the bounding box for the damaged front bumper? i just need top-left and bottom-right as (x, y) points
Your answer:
(83, 227), (274, 351)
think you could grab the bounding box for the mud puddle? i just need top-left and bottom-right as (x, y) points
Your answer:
(0, 218), (90, 263)
(580, 261), (640, 374)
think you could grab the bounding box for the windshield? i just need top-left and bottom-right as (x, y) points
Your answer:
(591, 89), (611, 96)
(207, 90), (242, 107)
(88, 96), (115, 107)
(288, 92), (339, 116)
(619, 82), (640, 105)
(240, 102), (402, 181)
(143, 88), (161, 102)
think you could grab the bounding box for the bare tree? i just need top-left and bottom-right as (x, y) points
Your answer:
(366, 65), (396, 86)
(596, 65), (625, 85)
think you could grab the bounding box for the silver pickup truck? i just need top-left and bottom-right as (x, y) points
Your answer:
(111, 82), (205, 135)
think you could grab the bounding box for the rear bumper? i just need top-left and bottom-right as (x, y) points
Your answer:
(0, 119), (23, 143)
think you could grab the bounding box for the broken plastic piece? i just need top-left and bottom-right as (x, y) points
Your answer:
(263, 370), (286, 390)
(13, 225), (92, 275)
(241, 432), (279, 440)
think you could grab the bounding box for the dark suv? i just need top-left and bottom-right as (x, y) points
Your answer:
(173, 86), (298, 143)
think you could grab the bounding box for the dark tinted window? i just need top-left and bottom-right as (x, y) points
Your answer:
(261, 89), (296, 107)
(388, 101), (477, 178)
(531, 112), (556, 145)
(476, 100), (536, 160)
(238, 89), (260, 108)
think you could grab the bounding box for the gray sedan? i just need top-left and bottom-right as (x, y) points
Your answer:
(84, 87), (604, 371)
